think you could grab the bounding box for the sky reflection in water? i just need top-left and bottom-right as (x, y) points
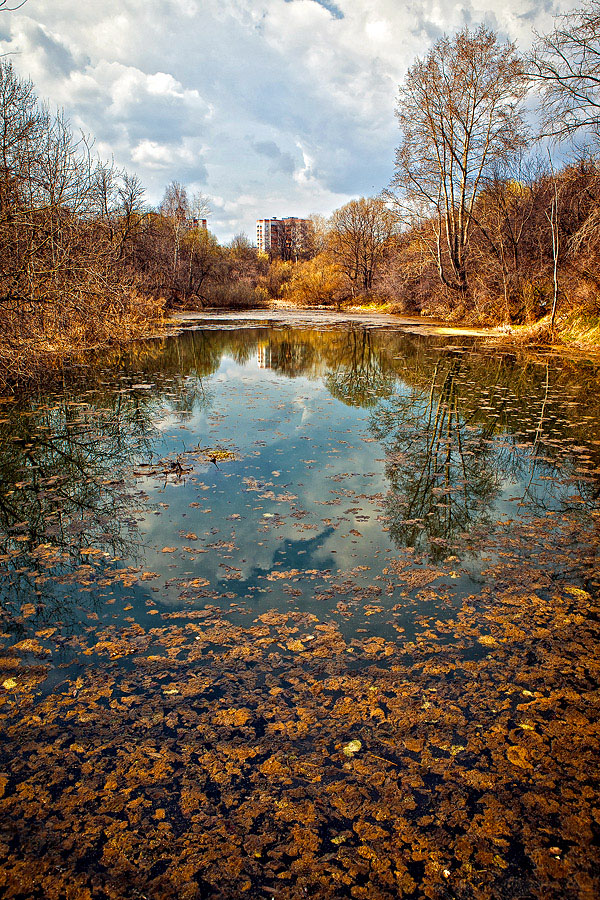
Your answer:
(1, 324), (599, 653)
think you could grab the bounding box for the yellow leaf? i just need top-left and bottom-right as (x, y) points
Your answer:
(216, 708), (251, 726)
(286, 639), (307, 652)
(342, 739), (362, 757)
(564, 585), (591, 600)
(506, 745), (532, 769)
(478, 635), (497, 647)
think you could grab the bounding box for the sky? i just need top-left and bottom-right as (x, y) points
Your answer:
(0, 0), (581, 242)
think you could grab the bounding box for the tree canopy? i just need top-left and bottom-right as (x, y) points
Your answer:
(390, 25), (528, 295)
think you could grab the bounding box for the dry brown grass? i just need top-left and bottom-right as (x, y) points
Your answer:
(0, 290), (166, 389)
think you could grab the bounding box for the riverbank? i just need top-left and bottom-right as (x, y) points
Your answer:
(343, 302), (600, 355)
(0, 305), (166, 390)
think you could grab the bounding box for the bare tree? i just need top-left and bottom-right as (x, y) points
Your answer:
(115, 172), (146, 259)
(530, 0), (600, 142)
(472, 155), (543, 321)
(389, 25), (528, 297)
(93, 164), (146, 258)
(190, 191), (210, 225)
(328, 197), (397, 295)
(565, 154), (600, 289)
(160, 180), (189, 275)
(307, 214), (329, 256)
(183, 226), (219, 301)
(546, 154), (561, 334)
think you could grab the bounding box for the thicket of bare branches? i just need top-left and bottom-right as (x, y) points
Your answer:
(383, 155), (600, 326)
(125, 182), (274, 310)
(529, 0), (600, 142)
(0, 61), (270, 385)
(328, 198), (397, 296)
(0, 61), (158, 384)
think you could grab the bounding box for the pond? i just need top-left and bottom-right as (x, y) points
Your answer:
(1, 321), (599, 899)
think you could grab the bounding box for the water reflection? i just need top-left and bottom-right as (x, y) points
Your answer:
(371, 357), (499, 560)
(1, 324), (599, 638)
(325, 329), (395, 407)
(0, 388), (160, 629)
(374, 346), (598, 537)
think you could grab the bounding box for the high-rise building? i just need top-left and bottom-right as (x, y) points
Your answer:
(256, 218), (280, 255)
(256, 217), (311, 259)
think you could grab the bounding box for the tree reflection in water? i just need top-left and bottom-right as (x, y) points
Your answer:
(325, 328), (395, 407)
(0, 388), (165, 630)
(369, 346), (600, 562)
(371, 356), (500, 560)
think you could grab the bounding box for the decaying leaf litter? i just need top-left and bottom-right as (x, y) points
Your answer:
(1, 323), (599, 899)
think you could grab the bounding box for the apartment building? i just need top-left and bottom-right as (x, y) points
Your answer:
(256, 217), (311, 259)
(257, 342), (272, 369)
(256, 218), (280, 255)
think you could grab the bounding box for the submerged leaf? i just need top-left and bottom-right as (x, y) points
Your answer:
(342, 739), (362, 757)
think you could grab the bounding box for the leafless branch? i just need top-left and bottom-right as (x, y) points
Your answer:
(529, 0), (600, 141)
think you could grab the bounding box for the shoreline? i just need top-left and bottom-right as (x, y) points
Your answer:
(2, 304), (600, 391)
(164, 305), (600, 360)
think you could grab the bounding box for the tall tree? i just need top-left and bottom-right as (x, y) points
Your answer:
(389, 25), (528, 296)
(529, 1), (600, 143)
(160, 181), (189, 276)
(328, 197), (396, 295)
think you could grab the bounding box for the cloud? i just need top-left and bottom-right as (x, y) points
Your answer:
(131, 139), (208, 184)
(251, 140), (296, 175)
(21, 21), (77, 76)
(0, 0), (583, 240)
(285, 0), (344, 19)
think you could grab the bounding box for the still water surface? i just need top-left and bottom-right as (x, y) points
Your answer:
(2, 325), (598, 653)
(1, 323), (599, 898)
